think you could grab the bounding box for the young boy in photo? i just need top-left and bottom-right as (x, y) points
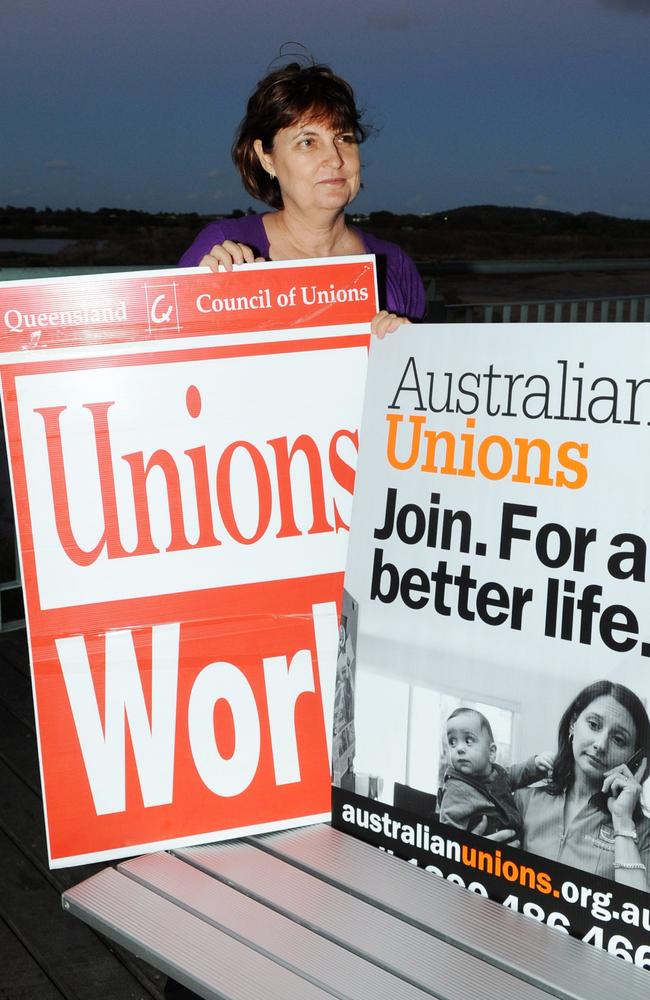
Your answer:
(439, 707), (552, 840)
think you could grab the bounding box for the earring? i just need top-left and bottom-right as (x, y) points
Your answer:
(269, 169), (275, 180)
(569, 726), (574, 740)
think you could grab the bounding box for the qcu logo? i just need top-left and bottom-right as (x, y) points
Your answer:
(144, 281), (181, 335)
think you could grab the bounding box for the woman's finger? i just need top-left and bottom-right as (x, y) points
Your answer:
(606, 781), (641, 827)
(199, 241), (258, 272)
(199, 244), (233, 271)
(602, 769), (641, 805)
(222, 240), (255, 265)
(603, 761), (638, 789)
(221, 240), (256, 265)
(601, 771), (623, 794)
(199, 251), (227, 271)
(371, 311), (410, 339)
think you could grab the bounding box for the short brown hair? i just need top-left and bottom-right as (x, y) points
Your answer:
(232, 62), (369, 209)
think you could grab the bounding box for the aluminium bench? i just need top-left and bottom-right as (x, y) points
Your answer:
(63, 823), (648, 1000)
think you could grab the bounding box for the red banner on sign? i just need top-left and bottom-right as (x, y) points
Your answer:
(0, 258), (376, 865)
(0, 259), (376, 350)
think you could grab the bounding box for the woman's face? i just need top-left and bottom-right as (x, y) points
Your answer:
(571, 694), (637, 782)
(255, 116), (361, 215)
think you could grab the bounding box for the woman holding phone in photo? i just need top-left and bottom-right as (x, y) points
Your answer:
(514, 680), (650, 889)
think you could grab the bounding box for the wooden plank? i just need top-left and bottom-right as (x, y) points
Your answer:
(0, 634), (36, 729)
(0, 701), (41, 792)
(0, 756), (49, 862)
(0, 633), (39, 797)
(0, 659), (35, 728)
(0, 584), (25, 632)
(0, 755), (106, 889)
(0, 627), (166, 997)
(64, 867), (338, 1000)
(0, 916), (64, 1000)
(0, 629), (29, 674)
(0, 829), (158, 1000)
(249, 825), (649, 1000)
(120, 851), (432, 1000)
(175, 840), (551, 1000)
(0, 759), (167, 996)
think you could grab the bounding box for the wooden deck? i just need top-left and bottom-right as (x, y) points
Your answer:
(0, 628), (169, 1000)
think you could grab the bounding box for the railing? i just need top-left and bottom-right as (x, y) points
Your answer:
(440, 294), (650, 324)
(0, 539), (24, 632)
(416, 258), (650, 324)
(0, 444), (24, 630)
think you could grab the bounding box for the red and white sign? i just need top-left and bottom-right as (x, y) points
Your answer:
(0, 258), (376, 866)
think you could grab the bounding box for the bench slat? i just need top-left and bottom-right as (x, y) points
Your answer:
(62, 866), (333, 1000)
(175, 840), (551, 1000)
(119, 851), (432, 1000)
(248, 825), (648, 1000)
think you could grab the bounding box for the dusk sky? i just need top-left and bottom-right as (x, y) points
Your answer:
(3, 0), (650, 219)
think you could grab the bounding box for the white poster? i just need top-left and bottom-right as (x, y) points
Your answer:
(334, 322), (650, 969)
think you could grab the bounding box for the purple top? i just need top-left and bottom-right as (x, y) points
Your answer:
(178, 213), (426, 321)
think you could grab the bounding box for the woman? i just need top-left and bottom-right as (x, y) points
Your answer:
(166, 65), (424, 1000)
(514, 680), (650, 889)
(179, 61), (426, 336)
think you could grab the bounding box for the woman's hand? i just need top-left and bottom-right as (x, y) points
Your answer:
(199, 241), (264, 271)
(602, 757), (647, 828)
(371, 311), (410, 339)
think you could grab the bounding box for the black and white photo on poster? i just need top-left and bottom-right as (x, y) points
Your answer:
(333, 323), (650, 968)
(332, 589), (359, 789)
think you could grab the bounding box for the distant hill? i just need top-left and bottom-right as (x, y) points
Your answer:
(355, 206), (650, 262)
(0, 206), (214, 267)
(1, 204), (649, 266)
